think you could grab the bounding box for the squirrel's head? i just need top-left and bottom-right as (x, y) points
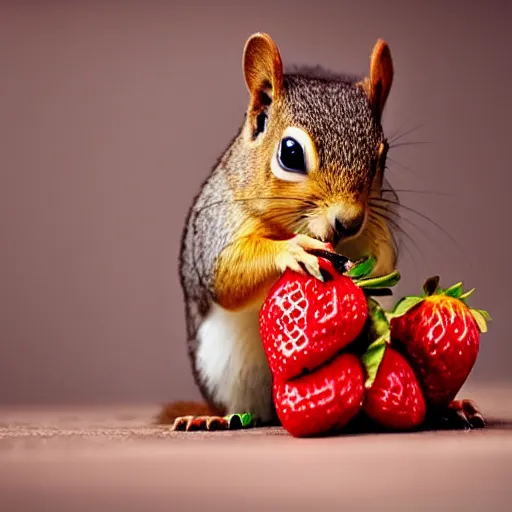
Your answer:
(239, 32), (394, 252)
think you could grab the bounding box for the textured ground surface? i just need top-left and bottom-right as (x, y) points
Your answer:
(1, 382), (511, 511)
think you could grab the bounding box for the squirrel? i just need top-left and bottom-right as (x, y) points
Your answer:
(156, 32), (396, 429)
(156, 33), (484, 431)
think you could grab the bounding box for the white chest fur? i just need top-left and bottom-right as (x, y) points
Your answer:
(195, 302), (274, 422)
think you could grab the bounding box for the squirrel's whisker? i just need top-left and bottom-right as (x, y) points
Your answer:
(365, 216), (404, 270)
(370, 205), (425, 255)
(380, 188), (454, 198)
(388, 123), (426, 145)
(371, 200), (450, 253)
(385, 157), (419, 176)
(369, 196), (467, 260)
(367, 211), (425, 277)
(192, 196), (317, 218)
(388, 140), (435, 149)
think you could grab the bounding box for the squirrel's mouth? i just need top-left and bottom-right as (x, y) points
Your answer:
(307, 209), (367, 248)
(306, 222), (345, 248)
(306, 227), (340, 248)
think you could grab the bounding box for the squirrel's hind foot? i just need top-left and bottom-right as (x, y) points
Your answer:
(424, 399), (486, 431)
(170, 413), (257, 432)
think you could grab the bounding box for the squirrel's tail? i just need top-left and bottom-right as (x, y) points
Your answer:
(155, 401), (217, 424)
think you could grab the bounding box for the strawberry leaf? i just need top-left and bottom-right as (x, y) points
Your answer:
(346, 256), (376, 279)
(387, 295), (424, 319)
(469, 309), (489, 333)
(476, 309), (492, 321)
(361, 335), (388, 389)
(469, 308), (492, 334)
(355, 270), (401, 289)
(362, 299), (392, 388)
(459, 288), (476, 301)
(423, 276), (440, 296)
(441, 281), (464, 298)
(367, 298), (390, 337)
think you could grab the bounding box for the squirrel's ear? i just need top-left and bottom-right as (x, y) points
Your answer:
(243, 33), (284, 109)
(360, 39), (394, 121)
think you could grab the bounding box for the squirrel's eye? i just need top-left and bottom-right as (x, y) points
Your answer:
(278, 137), (306, 174)
(271, 127), (314, 182)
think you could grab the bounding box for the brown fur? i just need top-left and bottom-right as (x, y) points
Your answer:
(243, 33), (284, 105)
(357, 39), (394, 123)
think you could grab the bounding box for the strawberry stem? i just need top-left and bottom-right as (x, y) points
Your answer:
(422, 275), (440, 296)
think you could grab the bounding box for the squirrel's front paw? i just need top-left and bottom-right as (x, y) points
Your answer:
(276, 234), (331, 281)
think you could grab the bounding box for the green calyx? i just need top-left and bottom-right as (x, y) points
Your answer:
(361, 298), (391, 389)
(345, 255), (401, 294)
(384, 275), (492, 334)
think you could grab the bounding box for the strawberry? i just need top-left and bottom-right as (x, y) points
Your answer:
(259, 265), (367, 382)
(259, 253), (401, 437)
(387, 276), (491, 407)
(273, 352), (365, 437)
(259, 255), (399, 382)
(362, 345), (426, 430)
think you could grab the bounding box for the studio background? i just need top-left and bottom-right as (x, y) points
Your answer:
(1, 0), (510, 406)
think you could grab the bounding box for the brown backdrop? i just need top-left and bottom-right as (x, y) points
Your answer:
(1, 0), (510, 405)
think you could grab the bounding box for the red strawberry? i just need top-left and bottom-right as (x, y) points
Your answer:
(260, 254), (401, 437)
(259, 258), (369, 382)
(388, 276), (491, 407)
(273, 352), (364, 437)
(362, 345), (426, 430)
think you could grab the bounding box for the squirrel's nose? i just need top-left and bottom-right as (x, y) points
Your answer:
(333, 214), (364, 240)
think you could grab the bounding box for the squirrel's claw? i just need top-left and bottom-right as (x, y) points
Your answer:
(423, 399), (486, 431)
(170, 413), (256, 432)
(448, 399), (486, 429)
(171, 415), (229, 431)
(277, 234), (329, 282)
(302, 259), (325, 282)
